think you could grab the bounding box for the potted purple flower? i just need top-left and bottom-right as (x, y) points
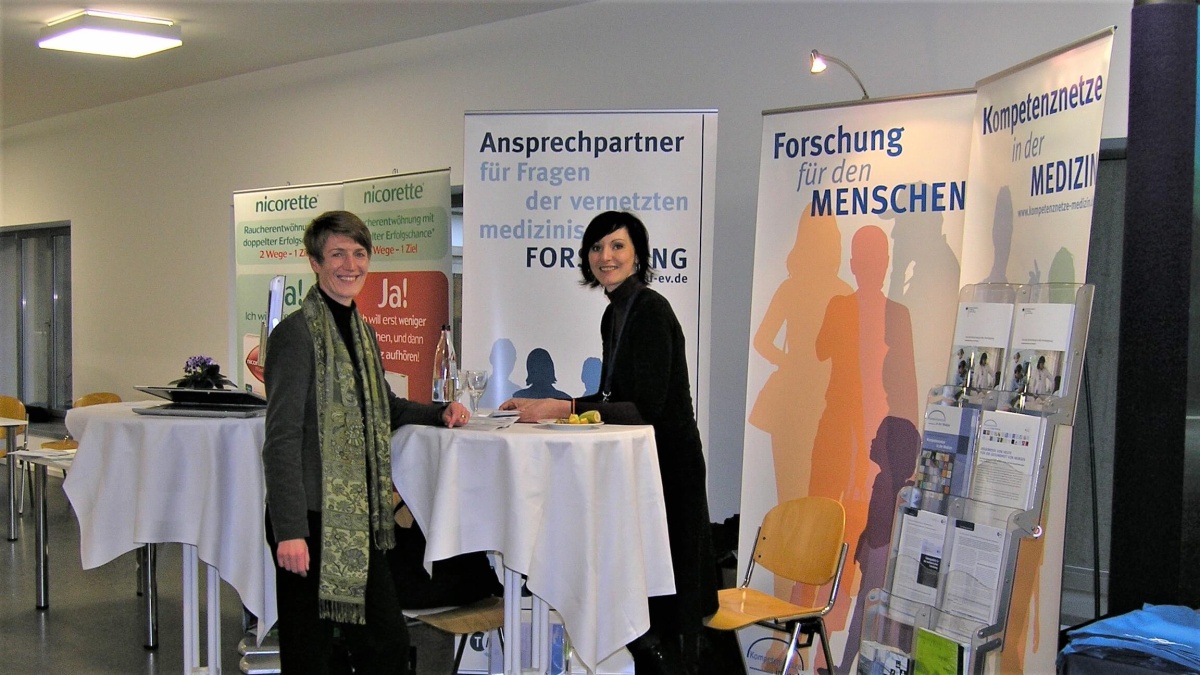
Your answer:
(170, 355), (234, 389)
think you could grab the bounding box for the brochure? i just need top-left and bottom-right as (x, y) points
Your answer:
(858, 641), (912, 675)
(1006, 301), (1075, 395)
(946, 302), (1014, 390)
(915, 404), (982, 502)
(913, 627), (964, 675)
(891, 507), (948, 607)
(967, 410), (1045, 510)
(941, 519), (1006, 624)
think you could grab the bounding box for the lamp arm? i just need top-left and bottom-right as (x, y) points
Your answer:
(823, 54), (870, 100)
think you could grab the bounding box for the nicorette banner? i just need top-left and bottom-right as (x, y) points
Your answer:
(462, 111), (716, 442)
(233, 169), (453, 402)
(343, 170), (454, 403)
(740, 91), (975, 674)
(957, 29), (1113, 675)
(234, 182), (343, 394)
(959, 29), (1114, 286)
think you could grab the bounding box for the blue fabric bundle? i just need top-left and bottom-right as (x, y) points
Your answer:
(1059, 604), (1200, 672)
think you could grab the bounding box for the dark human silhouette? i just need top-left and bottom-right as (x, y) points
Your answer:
(513, 349), (571, 400)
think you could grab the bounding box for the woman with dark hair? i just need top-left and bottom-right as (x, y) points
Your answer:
(1031, 354), (1054, 395)
(502, 211), (719, 675)
(262, 210), (470, 673)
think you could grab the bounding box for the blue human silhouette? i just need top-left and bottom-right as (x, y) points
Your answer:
(513, 347), (570, 400)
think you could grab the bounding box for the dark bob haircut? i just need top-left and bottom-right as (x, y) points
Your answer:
(304, 210), (372, 263)
(578, 211), (653, 288)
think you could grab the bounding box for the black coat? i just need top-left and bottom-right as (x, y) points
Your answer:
(578, 284), (719, 633)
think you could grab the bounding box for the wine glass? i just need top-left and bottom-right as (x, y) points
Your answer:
(462, 369), (489, 414)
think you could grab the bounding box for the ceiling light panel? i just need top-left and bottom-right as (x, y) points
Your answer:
(39, 10), (182, 58)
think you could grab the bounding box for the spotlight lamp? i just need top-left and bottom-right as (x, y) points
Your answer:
(39, 10), (182, 58)
(810, 49), (870, 100)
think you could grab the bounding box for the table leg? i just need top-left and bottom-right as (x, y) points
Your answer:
(35, 463), (48, 608)
(504, 566), (521, 675)
(7, 430), (16, 541)
(143, 544), (159, 649)
(184, 544), (200, 672)
(207, 563), (222, 674)
(532, 595), (549, 673)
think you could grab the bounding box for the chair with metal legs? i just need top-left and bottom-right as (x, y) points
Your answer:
(0, 395), (31, 517)
(705, 496), (848, 675)
(40, 392), (122, 453)
(407, 596), (505, 674)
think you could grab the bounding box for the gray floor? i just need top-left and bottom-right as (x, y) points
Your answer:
(0, 457), (252, 674)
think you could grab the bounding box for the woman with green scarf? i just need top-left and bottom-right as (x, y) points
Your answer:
(262, 210), (470, 674)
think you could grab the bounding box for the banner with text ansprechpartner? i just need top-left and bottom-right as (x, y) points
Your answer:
(462, 111), (716, 441)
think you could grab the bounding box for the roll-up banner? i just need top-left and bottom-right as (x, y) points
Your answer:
(959, 29), (1113, 675)
(462, 110), (717, 444)
(741, 28), (1112, 675)
(343, 170), (454, 402)
(234, 182), (343, 394)
(740, 91), (975, 674)
(233, 168), (453, 402)
(959, 28), (1114, 286)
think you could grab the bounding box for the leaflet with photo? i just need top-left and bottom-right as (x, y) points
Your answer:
(1005, 302), (1075, 395)
(946, 302), (1014, 390)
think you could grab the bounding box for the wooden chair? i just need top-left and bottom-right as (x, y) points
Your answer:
(391, 489), (505, 673)
(705, 496), (848, 675)
(0, 395), (28, 452)
(0, 395), (30, 512)
(40, 392), (121, 452)
(407, 596), (504, 674)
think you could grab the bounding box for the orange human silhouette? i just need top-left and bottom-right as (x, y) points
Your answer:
(809, 225), (917, 634)
(1000, 536), (1044, 674)
(750, 207), (853, 602)
(750, 208), (852, 505)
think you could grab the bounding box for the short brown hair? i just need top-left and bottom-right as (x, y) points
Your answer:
(304, 210), (372, 263)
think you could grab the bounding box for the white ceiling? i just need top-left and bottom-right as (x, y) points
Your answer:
(1, 1), (585, 129)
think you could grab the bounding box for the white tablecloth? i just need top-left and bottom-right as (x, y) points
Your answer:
(391, 422), (675, 671)
(62, 401), (277, 633)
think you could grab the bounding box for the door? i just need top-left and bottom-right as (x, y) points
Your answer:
(0, 223), (72, 414)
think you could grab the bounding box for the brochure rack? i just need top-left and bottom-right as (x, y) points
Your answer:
(857, 283), (1093, 675)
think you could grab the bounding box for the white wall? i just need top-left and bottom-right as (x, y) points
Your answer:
(0, 1), (1131, 517)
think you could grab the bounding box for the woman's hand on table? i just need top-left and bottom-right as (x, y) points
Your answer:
(442, 401), (470, 427)
(277, 538), (309, 576)
(499, 397), (571, 423)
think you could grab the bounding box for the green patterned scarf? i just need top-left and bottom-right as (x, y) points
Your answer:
(302, 287), (394, 624)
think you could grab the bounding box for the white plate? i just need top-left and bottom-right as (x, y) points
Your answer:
(537, 419), (605, 430)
